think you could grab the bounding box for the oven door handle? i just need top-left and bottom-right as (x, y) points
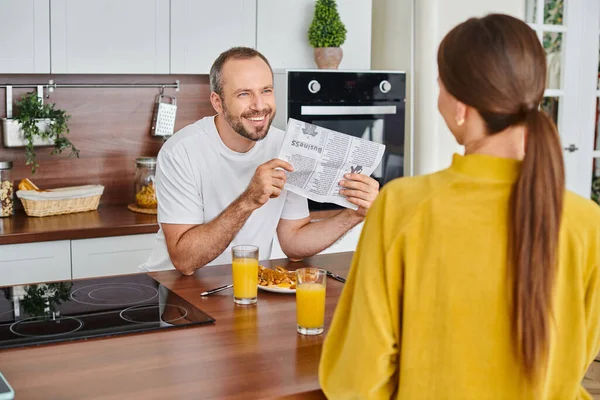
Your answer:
(300, 105), (397, 116)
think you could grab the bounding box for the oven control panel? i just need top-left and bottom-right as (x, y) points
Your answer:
(308, 80), (321, 94)
(287, 70), (405, 103)
(379, 80), (392, 93)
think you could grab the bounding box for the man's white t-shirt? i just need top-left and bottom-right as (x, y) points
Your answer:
(139, 115), (309, 272)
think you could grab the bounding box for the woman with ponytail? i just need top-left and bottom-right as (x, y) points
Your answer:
(319, 13), (600, 399)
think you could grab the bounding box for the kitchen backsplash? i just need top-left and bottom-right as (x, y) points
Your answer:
(0, 74), (212, 207)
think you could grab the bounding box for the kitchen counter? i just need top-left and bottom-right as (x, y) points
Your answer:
(0, 205), (158, 245)
(0, 252), (352, 399)
(0, 206), (342, 245)
(0, 250), (598, 399)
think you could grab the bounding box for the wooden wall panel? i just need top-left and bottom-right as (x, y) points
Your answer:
(0, 74), (213, 206)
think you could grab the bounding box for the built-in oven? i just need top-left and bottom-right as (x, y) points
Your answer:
(273, 69), (408, 212)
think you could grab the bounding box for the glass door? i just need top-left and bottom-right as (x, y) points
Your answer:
(577, 1), (600, 203)
(526, 0), (600, 201)
(525, 0), (566, 126)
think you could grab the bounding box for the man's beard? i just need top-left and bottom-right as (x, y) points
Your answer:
(221, 100), (275, 142)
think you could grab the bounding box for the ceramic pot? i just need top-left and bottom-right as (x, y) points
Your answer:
(314, 47), (343, 69)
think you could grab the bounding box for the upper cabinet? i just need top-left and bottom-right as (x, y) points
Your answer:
(0, 0), (50, 73)
(170, 0), (257, 74)
(0, 0), (373, 75)
(256, 0), (372, 70)
(50, 0), (170, 74)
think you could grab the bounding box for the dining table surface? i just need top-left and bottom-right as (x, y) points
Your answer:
(0, 251), (355, 400)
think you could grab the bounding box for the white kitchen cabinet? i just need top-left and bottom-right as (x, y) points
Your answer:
(171, 0), (257, 74)
(256, 0), (372, 70)
(71, 233), (156, 279)
(50, 0), (170, 73)
(0, 241), (71, 286)
(0, 0), (50, 73)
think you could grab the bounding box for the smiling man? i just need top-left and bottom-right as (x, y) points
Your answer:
(141, 47), (380, 275)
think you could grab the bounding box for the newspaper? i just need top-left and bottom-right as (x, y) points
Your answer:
(278, 118), (386, 210)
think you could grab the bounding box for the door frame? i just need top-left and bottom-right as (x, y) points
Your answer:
(527, 0), (600, 198)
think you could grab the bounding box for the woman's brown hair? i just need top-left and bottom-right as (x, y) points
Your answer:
(437, 14), (565, 382)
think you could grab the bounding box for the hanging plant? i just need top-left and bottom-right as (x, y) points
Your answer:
(14, 91), (80, 174)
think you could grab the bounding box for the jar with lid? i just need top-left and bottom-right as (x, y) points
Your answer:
(134, 157), (157, 209)
(0, 161), (14, 217)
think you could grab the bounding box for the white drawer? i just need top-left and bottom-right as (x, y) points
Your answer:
(0, 241), (71, 286)
(71, 233), (156, 279)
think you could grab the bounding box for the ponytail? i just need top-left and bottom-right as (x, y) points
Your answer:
(509, 109), (565, 382)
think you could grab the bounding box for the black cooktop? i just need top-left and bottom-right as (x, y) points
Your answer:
(0, 274), (215, 350)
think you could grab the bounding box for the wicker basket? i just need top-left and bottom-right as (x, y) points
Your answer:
(17, 185), (104, 217)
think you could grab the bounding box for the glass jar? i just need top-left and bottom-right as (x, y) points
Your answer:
(134, 157), (157, 209)
(0, 161), (14, 217)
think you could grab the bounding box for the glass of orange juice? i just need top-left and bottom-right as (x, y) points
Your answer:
(231, 245), (259, 305)
(295, 267), (327, 335)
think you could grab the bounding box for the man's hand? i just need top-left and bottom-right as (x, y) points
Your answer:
(339, 173), (380, 218)
(241, 158), (294, 211)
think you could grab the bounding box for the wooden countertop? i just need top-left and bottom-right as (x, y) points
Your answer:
(0, 251), (598, 399)
(0, 206), (342, 245)
(0, 205), (159, 245)
(0, 252), (353, 399)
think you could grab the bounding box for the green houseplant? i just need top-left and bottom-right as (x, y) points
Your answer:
(308, 0), (347, 69)
(13, 91), (79, 174)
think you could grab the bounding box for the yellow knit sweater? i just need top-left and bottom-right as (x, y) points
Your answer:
(319, 153), (600, 399)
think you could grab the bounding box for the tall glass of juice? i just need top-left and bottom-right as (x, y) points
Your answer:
(295, 267), (327, 335)
(231, 245), (259, 305)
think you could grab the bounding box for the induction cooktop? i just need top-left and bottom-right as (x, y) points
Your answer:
(0, 274), (215, 350)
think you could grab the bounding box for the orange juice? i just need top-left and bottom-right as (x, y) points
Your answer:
(296, 283), (326, 329)
(232, 257), (258, 301)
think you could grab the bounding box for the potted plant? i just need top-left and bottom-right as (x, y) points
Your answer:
(308, 0), (347, 69)
(3, 91), (79, 174)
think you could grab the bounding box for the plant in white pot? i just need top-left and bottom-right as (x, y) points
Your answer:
(308, 0), (347, 69)
(10, 91), (79, 174)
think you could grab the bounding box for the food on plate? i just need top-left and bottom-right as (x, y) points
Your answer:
(258, 265), (297, 289)
(18, 178), (41, 192)
(136, 182), (157, 208)
(0, 180), (14, 216)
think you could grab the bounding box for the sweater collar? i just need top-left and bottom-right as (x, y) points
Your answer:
(449, 153), (522, 183)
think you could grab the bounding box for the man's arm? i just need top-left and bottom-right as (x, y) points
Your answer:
(162, 196), (254, 275)
(276, 210), (363, 260)
(277, 173), (379, 259)
(163, 158), (293, 275)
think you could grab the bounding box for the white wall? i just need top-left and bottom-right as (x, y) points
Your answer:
(372, 0), (525, 176)
(371, 0), (413, 175)
(257, 0), (372, 70)
(371, 0), (412, 72)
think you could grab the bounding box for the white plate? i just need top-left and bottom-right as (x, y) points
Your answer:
(258, 284), (296, 294)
